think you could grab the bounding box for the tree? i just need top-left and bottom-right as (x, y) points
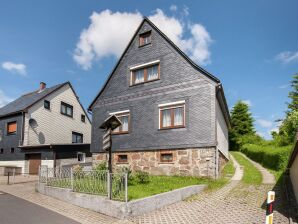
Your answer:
(288, 74), (298, 112)
(229, 101), (256, 150)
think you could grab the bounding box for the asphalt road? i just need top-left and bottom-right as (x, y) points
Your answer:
(0, 191), (80, 224)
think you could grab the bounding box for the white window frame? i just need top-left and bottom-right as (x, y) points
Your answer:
(158, 101), (186, 129)
(77, 152), (86, 163)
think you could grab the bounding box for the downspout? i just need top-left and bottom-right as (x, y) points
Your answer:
(215, 83), (222, 179)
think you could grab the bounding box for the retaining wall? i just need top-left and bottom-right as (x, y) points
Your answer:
(37, 183), (206, 219)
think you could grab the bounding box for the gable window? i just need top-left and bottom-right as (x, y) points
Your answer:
(10, 148), (14, 153)
(131, 62), (160, 85)
(110, 111), (130, 134)
(61, 102), (73, 118)
(118, 154), (128, 163)
(77, 152), (86, 163)
(81, 114), (86, 123)
(159, 101), (185, 129)
(160, 153), (173, 163)
(44, 100), (50, 110)
(72, 132), (83, 143)
(139, 31), (151, 46)
(7, 121), (17, 135)
(0, 149), (3, 154)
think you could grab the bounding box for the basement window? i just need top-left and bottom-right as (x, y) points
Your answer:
(118, 154), (128, 163)
(160, 153), (173, 163)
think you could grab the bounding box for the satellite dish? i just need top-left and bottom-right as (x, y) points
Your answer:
(29, 118), (38, 128)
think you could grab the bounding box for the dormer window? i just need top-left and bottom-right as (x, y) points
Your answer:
(130, 61), (160, 86)
(139, 31), (151, 47)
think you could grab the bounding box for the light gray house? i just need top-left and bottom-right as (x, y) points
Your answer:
(89, 17), (230, 178)
(0, 82), (92, 174)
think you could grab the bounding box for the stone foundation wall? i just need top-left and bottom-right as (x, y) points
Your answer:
(218, 151), (229, 173)
(93, 147), (217, 178)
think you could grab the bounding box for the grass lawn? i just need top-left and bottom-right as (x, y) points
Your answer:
(231, 151), (262, 185)
(128, 175), (209, 200)
(46, 158), (237, 201)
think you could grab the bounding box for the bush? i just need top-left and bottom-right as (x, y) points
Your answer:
(119, 166), (133, 183)
(241, 144), (292, 171)
(134, 170), (150, 184)
(72, 165), (84, 178)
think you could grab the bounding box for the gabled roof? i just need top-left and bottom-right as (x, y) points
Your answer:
(88, 17), (230, 124)
(0, 82), (91, 124)
(0, 82), (68, 118)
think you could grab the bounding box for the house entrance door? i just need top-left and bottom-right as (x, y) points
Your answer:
(26, 154), (41, 174)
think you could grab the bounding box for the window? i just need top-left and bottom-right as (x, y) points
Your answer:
(10, 148), (14, 153)
(131, 64), (159, 85)
(7, 121), (17, 135)
(159, 102), (185, 129)
(0, 130), (2, 142)
(111, 112), (130, 134)
(160, 153), (173, 163)
(72, 132), (83, 143)
(77, 152), (86, 163)
(118, 154), (128, 163)
(61, 102), (73, 117)
(0, 149), (3, 154)
(44, 100), (50, 110)
(81, 114), (86, 123)
(139, 31), (151, 46)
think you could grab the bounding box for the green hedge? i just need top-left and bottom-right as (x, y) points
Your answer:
(241, 144), (292, 171)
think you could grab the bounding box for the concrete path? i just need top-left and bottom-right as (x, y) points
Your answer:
(240, 152), (275, 184)
(129, 154), (289, 224)
(230, 154), (243, 181)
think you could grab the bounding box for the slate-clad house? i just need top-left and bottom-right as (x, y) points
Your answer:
(89, 18), (230, 178)
(0, 82), (91, 174)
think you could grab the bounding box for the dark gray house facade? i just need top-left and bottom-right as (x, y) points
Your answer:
(89, 18), (230, 178)
(0, 82), (91, 174)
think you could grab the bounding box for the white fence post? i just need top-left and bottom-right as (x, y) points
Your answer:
(70, 167), (74, 191)
(46, 167), (48, 185)
(125, 173), (128, 203)
(38, 165), (40, 184)
(107, 171), (111, 199)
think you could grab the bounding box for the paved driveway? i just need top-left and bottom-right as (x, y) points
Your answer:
(0, 191), (79, 224)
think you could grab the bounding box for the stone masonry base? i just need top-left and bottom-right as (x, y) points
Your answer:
(93, 148), (228, 178)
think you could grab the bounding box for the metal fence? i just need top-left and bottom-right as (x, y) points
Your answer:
(39, 165), (128, 202)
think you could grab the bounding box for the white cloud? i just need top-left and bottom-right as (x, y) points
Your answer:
(275, 51), (298, 64)
(170, 5), (177, 12)
(257, 119), (273, 128)
(2, 61), (26, 76)
(242, 100), (252, 107)
(0, 90), (13, 108)
(73, 8), (212, 70)
(278, 84), (290, 89)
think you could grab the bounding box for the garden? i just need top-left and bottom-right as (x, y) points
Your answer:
(41, 159), (236, 202)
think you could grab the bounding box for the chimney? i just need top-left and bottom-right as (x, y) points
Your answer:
(39, 82), (46, 92)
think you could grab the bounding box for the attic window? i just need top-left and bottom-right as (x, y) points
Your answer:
(139, 31), (151, 47)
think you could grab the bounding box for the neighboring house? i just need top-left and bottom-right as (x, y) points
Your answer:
(0, 82), (92, 174)
(288, 134), (298, 203)
(89, 17), (230, 178)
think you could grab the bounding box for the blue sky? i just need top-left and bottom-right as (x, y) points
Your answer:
(0, 0), (298, 139)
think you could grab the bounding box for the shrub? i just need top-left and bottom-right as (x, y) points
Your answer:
(119, 166), (133, 183)
(72, 165), (84, 178)
(134, 170), (150, 184)
(241, 144), (292, 171)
